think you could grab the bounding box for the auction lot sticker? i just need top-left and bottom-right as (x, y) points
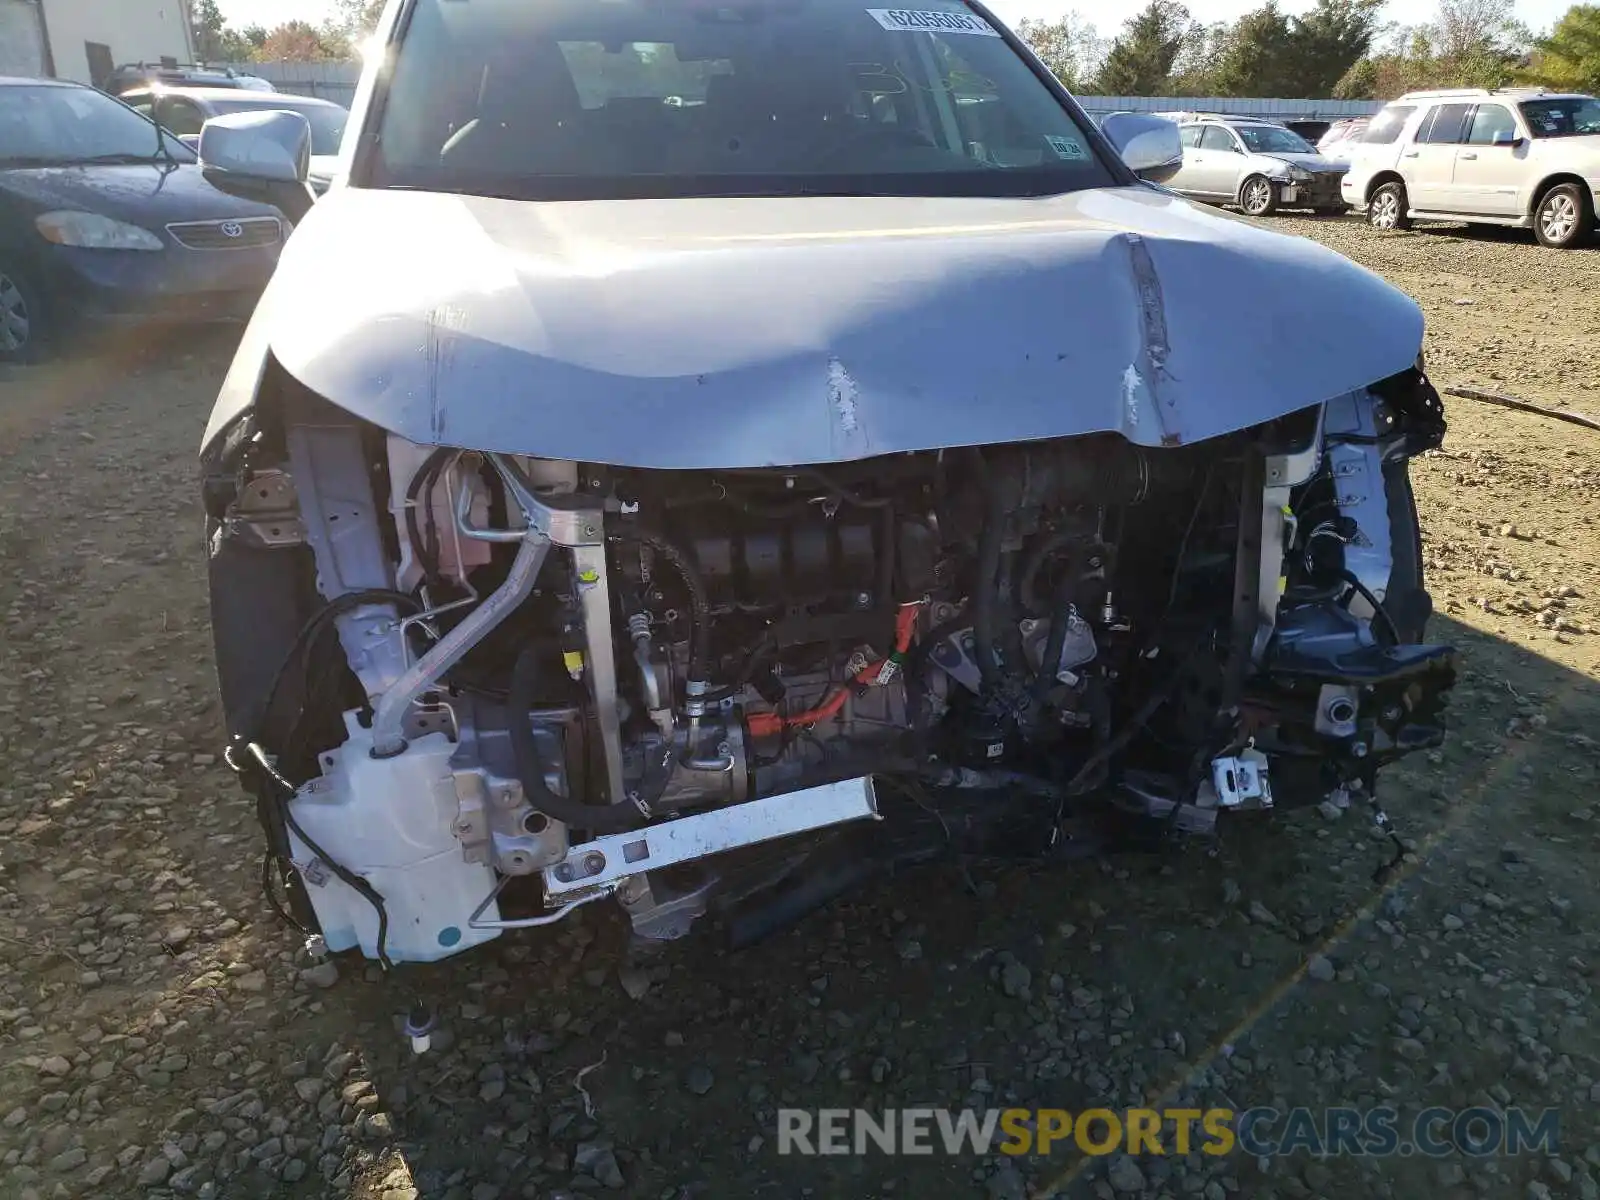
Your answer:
(867, 8), (1002, 35)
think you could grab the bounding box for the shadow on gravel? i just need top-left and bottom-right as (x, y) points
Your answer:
(1399, 223), (1600, 254)
(2, 334), (1597, 1200)
(0, 325), (242, 442)
(244, 612), (1600, 1200)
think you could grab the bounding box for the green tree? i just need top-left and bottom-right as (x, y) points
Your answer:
(1284, 0), (1386, 95)
(255, 20), (352, 62)
(1093, 1), (1192, 95)
(1015, 12), (1105, 91)
(331, 0), (388, 38)
(1432, 0), (1529, 61)
(1167, 22), (1230, 92)
(191, 0), (228, 58)
(190, 0), (259, 63)
(1208, 3), (1299, 96)
(1527, 4), (1600, 93)
(1335, 0), (1532, 99)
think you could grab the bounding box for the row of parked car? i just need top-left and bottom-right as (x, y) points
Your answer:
(1150, 87), (1600, 249)
(4, 52), (1599, 366)
(0, 64), (347, 363)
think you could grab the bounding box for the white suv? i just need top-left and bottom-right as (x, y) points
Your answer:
(1342, 88), (1600, 248)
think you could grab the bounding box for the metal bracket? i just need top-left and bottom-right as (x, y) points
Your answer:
(470, 454), (625, 808)
(488, 455), (604, 548)
(542, 777), (881, 901)
(617, 871), (716, 941)
(1208, 748), (1274, 810)
(1254, 405), (1327, 664)
(228, 468), (305, 548)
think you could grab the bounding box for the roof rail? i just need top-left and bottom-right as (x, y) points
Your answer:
(103, 61), (252, 94)
(1397, 87), (1492, 100)
(115, 60), (239, 76)
(1398, 85), (1561, 103)
(1157, 110), (1291, 127)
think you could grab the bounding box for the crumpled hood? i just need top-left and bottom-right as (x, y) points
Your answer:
(210, 185), (1423, 468)
(1258, 152), (1348, 175)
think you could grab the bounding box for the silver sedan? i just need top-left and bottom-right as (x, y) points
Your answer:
(1165, 118), (1350, 216)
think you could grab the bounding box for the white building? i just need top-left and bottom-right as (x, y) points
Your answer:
(0, 0), (195, 86)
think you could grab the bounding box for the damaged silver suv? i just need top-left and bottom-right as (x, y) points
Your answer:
(197, 0), (1454, 967)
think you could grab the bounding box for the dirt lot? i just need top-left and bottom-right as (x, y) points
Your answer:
(1, 217), (1598, 1200)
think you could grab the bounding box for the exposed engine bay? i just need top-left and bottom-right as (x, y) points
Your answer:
(206, 367), (1455, 964)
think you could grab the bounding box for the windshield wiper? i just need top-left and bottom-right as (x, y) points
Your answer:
(79, 152), (166, 165)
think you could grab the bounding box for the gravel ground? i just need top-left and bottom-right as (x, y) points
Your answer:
(1, 217), (1599, 1200)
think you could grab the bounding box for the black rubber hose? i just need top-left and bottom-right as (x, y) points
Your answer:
(1018, 530), (1078, 618)
(1342, 570), (1402, 648)
(404, 448), (452, 586)
(508, 643), (643, 834)
(612, 528), (711, 682)
(971, 457), (1007, 689)
(699, 632), (778, 705)
(251, 588), (422, 745)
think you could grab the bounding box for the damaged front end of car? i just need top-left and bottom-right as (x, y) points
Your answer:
(203, 346), (1454, 965)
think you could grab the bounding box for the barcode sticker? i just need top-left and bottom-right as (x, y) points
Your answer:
(867, 8), (1002, 36)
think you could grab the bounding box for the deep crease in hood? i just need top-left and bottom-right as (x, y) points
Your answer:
(207, 185), (1423, 469)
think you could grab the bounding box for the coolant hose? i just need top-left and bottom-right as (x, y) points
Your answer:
(1036, 597), (1075, 699)
(509, 643), (643, 834)
(612, 528), (711, 683)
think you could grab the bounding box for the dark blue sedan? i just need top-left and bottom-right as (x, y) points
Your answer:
(0, 76), (285, 362)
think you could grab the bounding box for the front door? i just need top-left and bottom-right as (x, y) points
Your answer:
(1451, 103), (1528, 216)
(1189, 123), (1244, 198)
(1403, 102), (1470, 208)
(1166, 124), (1206, 196)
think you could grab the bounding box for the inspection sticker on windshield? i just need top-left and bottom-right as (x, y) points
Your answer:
(1045, 135), (1089, 161)
(867, 8), (1001, 35)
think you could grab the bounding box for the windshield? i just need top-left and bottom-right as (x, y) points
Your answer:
(1520, 97), (1600, 138)
(0, 84), (195, 166)
(211, 99), (349, 155)
(1235, 125), (1315, 154)
(373, 0), (1114, 200)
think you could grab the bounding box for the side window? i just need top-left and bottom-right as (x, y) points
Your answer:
(158, 99), (207, 137)
(1465, 104), (1517, 145)
(1199, 125), (1237, 152)
(1362, 105), (1415, 144)
(123, 93), (155, 117)
(1179, 125), (1202, 148)
(1417, 103), (1470, 145)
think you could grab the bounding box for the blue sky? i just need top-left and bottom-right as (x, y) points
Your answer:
(216, 0), (1574, 39)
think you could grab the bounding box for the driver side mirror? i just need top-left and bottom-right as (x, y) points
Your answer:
(1492, 130), (1525, 147)
(1101, 113), (1184, 184)
(198, 110), (316, 224)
